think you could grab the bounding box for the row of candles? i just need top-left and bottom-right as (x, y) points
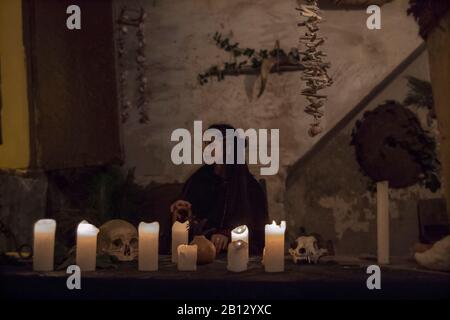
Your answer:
(33, 219), (287, 273)
(33, 181), (391, 272)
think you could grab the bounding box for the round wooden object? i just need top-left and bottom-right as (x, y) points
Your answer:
(352, 101), (424, 188)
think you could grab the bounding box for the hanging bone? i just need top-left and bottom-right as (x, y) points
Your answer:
(297, 0), (333, 136)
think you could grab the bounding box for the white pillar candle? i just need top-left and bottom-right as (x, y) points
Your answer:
(227, 240), (248, 272)
(231, 225), (249, 262)
(177, 244), (197, 271)
(138, 221), (159, 271)
(231, 225), (249, 243)
(33, 219), (56, 271)
(264, 220), (286, 272)
(76, 220), (99, 271)
(377, 181), (390, 264)
(171, 221), (189, 263)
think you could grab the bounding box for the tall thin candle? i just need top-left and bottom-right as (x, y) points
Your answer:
(76, 220), (99, 271)
(139, 221), (159, 271)
(33, 219), (56, 271)
(264, 220), (286, 272)
(171, 221), (189, 263)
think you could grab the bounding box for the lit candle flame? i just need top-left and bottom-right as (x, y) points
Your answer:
(233, 225), (247, 234)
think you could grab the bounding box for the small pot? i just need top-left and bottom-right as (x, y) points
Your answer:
(190, 235), (216, 265)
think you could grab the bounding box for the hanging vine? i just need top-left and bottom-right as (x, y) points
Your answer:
(198, 32), (304, 98)
(117, 7), (149, 124)
(296, 0), (333, 137)
(196, 1), (333, 137)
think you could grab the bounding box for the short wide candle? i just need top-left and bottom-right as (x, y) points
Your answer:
(172, 221), (189, 263)
(177, 244), (197, 271)
(139, 221), (159, 271)
(76, 220), (99, 271)
(33, 219), (57, 271)
(264, 220), (286, 272)
(227, 240), (248, 272)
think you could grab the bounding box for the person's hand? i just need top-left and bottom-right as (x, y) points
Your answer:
(211, 234), (229, 253)
(170, 200), (192, 224)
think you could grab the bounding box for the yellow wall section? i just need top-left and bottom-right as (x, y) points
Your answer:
(0, 0), (30, 169)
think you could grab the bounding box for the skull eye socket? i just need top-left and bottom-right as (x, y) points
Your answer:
(130, 238), (138, 249)
(290, 241), (298, 249)
(299, 248), (306, 254)
(112, 238), (123, 248)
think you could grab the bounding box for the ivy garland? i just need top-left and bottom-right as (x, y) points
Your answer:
(198, 0), (333, 137)
(407, 0), (450, 39)
(197, 32), (301, 85)
(117, 7), (149, 124)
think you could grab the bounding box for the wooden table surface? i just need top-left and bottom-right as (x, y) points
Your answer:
(1, 255), (449, 300)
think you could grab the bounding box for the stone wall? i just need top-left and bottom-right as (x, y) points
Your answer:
(115, 0), (422, 222)
(0, 1), (431, 255)
(0, 171), (47, 251)
(285, 51), (442, 256)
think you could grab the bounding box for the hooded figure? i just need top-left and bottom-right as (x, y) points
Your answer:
(170, 124), (269, 254)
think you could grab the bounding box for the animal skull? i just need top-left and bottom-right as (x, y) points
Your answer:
(289, 235), (327, 264)
(97, 219), (138, 261)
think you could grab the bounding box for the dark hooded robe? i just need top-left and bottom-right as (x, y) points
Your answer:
(180, 164), (269, 254)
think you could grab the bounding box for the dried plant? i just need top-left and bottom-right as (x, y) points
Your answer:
(407, 0), (450, 39)
(117, 7), (149, 124)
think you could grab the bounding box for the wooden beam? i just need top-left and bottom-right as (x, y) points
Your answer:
(427, 11), (450, 221)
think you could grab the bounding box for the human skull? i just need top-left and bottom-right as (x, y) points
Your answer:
(289, 236), (327, 264)
(97, 219), (138, 261)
